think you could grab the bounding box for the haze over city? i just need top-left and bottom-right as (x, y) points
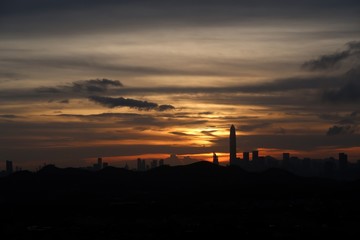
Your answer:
(1, 0), (360, 169)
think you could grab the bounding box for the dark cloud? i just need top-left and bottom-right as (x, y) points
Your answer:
(326, 125), (355, 136)
(302, 51), (350, 71)
(198, 111), (213, 115)
(0, 114), (19, 118)
(88, 95), (175, 112)
(302, 40), (360, 71)
(88, 96), (158, 110)
(158, 104), (176, 112)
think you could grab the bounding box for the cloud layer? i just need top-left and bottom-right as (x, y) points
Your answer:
(302, 41), (360, 71)
(1, 1), (359, 38)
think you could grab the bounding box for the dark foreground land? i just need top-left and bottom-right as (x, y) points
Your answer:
(1, 161), (360, 239)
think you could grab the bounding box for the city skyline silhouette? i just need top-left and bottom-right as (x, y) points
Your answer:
(2, 124), (358, 181)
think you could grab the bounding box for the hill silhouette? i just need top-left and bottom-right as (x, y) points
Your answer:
(1, 162), (360, 239)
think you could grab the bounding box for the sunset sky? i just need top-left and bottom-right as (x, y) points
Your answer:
(1, 0), (360, 169)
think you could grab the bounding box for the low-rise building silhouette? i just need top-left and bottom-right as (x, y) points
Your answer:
(339, 152), (348, 170)
(91, 157), (109, 170)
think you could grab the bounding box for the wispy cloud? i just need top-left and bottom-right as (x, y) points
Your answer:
(326, 125), (356, 136)
(302, 41), (360, 71)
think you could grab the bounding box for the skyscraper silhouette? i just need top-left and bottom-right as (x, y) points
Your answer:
(6, 160), (13, 174)
(229, 125), (237, 165)
(252, 150), (259, 161)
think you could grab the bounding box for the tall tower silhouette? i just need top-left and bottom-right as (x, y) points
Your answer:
(229, 125), (237, 165)
(213, 152), (219, 165)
